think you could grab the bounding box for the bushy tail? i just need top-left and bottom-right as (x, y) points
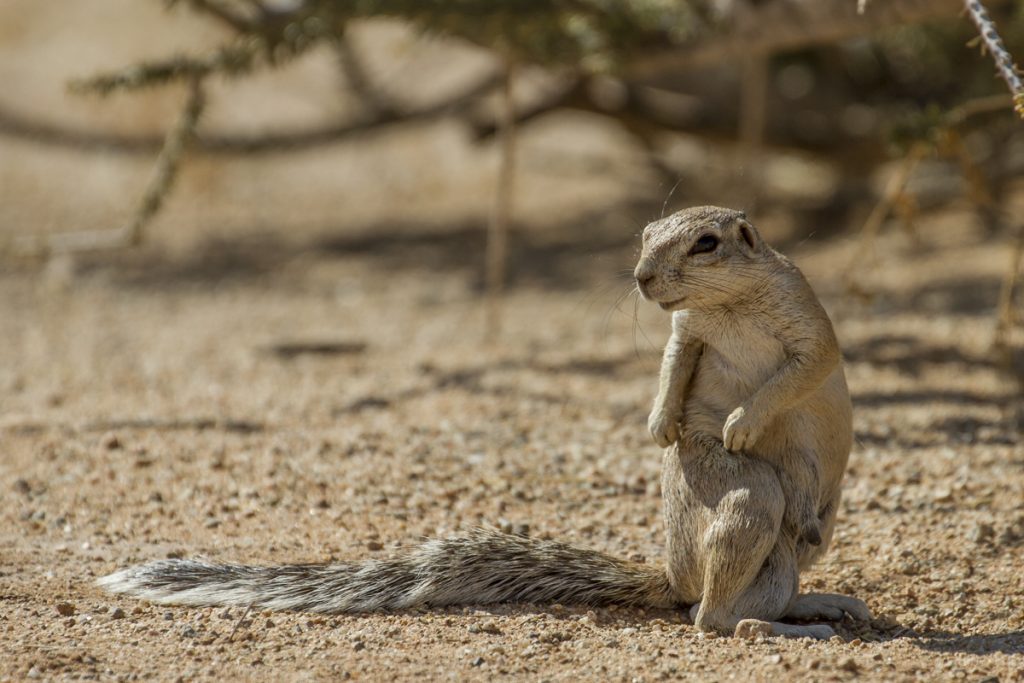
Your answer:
(98, 528), (677, 613)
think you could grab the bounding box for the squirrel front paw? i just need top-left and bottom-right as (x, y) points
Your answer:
(648, 406), (682, 447)
(722, 405), (766, 452)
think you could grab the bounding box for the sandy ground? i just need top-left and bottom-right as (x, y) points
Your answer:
(3, 2), (1024, 682)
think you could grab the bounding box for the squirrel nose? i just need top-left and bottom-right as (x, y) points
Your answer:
(634, 261), (656, 295)
(634, 261), (655, 286)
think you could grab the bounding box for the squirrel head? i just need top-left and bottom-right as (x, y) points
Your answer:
(634, 205), (768, 312)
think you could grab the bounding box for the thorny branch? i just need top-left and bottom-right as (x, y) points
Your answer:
(843, 142), (928, 296)
(332, 30), (396, 118)
(485, 60), (517, 343)
(6, 76), (207, 257)
(994, 222), (1024, 359)
(963, 0), (1024, 119)
(124, 75), (207, 247)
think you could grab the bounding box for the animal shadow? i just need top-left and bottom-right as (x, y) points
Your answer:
(906, 629), (1024, 656)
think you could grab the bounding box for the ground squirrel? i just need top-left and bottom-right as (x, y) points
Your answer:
(99, 206), (869, 638)
(638, 207), (833, 548)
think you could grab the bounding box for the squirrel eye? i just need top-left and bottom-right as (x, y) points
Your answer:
(689, 234), (719, 255)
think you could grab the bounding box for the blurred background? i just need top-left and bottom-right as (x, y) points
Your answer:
(1, 0), (1023, 455)
(1, 0), (1023, 451)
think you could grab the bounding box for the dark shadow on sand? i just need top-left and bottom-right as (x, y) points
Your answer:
(73, 199), (660, 293)
(905, 629), (1024, 656)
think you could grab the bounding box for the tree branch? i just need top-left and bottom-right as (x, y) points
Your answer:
(6, 76), (207, 257)
(185, 0), (254, 32)
(0, 71), (502, 156)
(963, 0), (1024, 118)
(629, 0), (989, 76)
(332, 30), (396, 118)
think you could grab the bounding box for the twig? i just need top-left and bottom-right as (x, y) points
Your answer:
(946, 93), (1015, 124)
(6, 76), (206, 257)
(994, 221), (1024, 358)
(333, 30), (395, 117)
(736, 51), (768, 212)
(228, 603), (255, 641)
(939, 128), (994, 219)
(485, 60), (517, 343)
(963, 0), (1024, 119)
(124, 75), (206, 246)
(469, 77), (584, 141)
(69, 44), (256, 95)
(843, 143), (928, 293)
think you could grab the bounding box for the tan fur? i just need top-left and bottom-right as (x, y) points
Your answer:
(97, 206), (869, 640)
(636, 206), (865, 637)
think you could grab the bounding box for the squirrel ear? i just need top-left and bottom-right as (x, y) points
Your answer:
(735, 219), (761, 255)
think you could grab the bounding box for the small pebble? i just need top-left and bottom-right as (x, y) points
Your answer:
(838, 657), (859, 672)
(110, 608), (126, 620)
(968, 523), (994, 544)
(470, 657), (484, 667)
(55, 603), (75, 617)
(13, 479), (30, 495)
(366, 541), (384, 551)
